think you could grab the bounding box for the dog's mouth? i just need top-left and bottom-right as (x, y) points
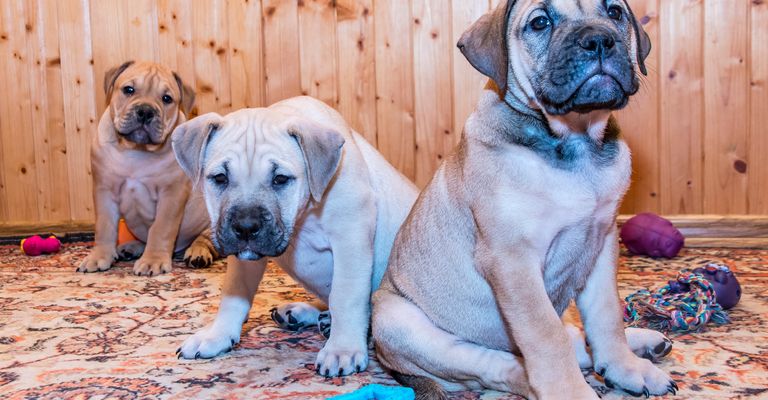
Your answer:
(213, 230), (289, 261)
(117, 127), (160, 145)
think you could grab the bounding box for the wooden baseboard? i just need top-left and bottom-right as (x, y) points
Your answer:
(2, 215), (768, 248)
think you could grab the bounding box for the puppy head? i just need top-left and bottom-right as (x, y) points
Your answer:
(458, 0), (650, 133)
(104, 60), (195, 151)
(171, 109), (344, 260)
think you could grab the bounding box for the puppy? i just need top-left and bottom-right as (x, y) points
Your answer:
(79, 61), (216, 276)
(172, 96), (418, 376)
(372, 1), (675, 399)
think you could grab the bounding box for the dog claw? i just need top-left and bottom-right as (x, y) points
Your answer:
(175, 347), (181, 355)
(231, 338), (236, 346)
(643, 387), (650, 398)
(194, 351), (200, 359)
(596, 367), (606, 376)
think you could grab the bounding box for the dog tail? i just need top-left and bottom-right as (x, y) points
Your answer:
(391, 371), (448, 400)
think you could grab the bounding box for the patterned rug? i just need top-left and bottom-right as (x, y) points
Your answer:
(0, 242), (766, 400)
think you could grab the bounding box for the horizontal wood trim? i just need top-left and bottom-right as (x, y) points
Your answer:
(0, 220), (94, 237)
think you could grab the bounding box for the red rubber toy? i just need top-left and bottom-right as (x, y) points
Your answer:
(20, 235), (61, 256)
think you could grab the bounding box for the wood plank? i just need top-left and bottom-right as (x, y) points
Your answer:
(617, 0), (661, 214)
(749, 0), (768, 213)
(298, 0), (337, 107)
(374, 0), (416, 180)
(412, 0), (454, 187)
(228, 0), (265, 109)
(451, 0), (490, 144)
(336, 0), (377, 145)
(262, 0), (301, 105)
(156, 0), (196, 100)
(26, 0), (71, 221)
(617, 214), (768, 238)
(0, 0), (40, 221)
(658, 0), (703, 215)
(57, 0), (97, 221)
(703, 0), (750, 213)
(191, 0), (232, 114)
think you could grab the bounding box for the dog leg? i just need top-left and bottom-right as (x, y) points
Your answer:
(178, 256), (266, 359)
(567, 325), (673, 369)
(78, 188), (119, 272)
(117, 240), (145, 260)
(270, 302), (321, 332)
(134, 186), (188, 276)
(577, 228), (677, 397)
(372, 289), (534, 397)
(183, 228), (216, 268)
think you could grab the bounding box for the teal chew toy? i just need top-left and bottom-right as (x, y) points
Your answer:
(329, 384), (415, 400)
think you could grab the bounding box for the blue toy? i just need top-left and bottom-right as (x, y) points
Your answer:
(329, 384), (415, 400)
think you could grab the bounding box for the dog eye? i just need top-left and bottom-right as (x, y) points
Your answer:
(608, 5), (623, 20)
(211, 173), (228, 186)
(162, 94), (173, 104)
(122, 86), (135, 95)
(530, 16), (551, 31)
(272, 175), (291, 186)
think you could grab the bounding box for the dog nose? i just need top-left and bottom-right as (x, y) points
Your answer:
(232, 216), (262, 240)
(135, 105), (155, 124)
(578, 28), (615, 54)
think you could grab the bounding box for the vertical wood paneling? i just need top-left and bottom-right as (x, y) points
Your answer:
(27, 0), (71, 221)
(703, 0), (750, 214)
(412, 0), (454, 187)
(749, 0), (768, 214)
(298, 0), (337, 106)
(336, 0), (377, 144)
(262, 0), (301, 105)
(57, 0), (96, 220)
(374, 0), (416, 180)
(1, 0), (768, 225)
(659, 0), (703, 215)
(228, 0), (265, 110)
(0, 0), (39, 221)
(618, 0), (660, 214)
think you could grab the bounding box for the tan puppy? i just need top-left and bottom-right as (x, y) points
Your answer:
(373, 1), (675, 399)
(78, 61), (216, 276)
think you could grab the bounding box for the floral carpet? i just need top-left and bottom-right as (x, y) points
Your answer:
(0, 242), (766, 400)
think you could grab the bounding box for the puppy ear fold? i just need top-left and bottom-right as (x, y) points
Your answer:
(172, 113), (223, 185)
(173, 72), (197, 116)
(287, 120), (346, 203)
(103, 60), (135, 100)
(622, 0), (652, 76)
(457, 1), (516, 90)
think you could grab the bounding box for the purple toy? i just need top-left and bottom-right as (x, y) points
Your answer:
(620, 213), (684, 258)
(691, 264), (742, 310)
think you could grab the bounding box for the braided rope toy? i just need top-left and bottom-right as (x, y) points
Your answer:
(624, 270), (730, 333)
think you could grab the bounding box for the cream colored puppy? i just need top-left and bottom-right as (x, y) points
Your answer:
(372, 1), (675, 399)
(79, 61), (215, 276)
(172, 96), (418, 377)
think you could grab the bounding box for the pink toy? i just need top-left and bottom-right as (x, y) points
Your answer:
(620, 213), (684, 258)
(20, 235), (61, 256)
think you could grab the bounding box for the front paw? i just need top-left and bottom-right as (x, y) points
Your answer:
(596, 352), (677, 397)
(178, 324), (240, 359)
(183, 243), (213, 269)
(133, 252), (172, 276)
(315, 339), (368, 377)
(77, 247), (117, 272)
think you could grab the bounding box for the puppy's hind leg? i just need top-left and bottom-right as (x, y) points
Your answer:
(183, 228), (217, 268)
(117, 240), (145, 261)
(372, 290), (534, 399)
(270, 302), (321, 332)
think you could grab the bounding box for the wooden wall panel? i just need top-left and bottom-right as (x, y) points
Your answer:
(1, 0), (767, 226)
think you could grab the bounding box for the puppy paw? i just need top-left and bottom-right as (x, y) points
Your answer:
(133, 252), (173, 276)
(315, 339), (368, 377)
(76, 247), (117, 273)
(318, 311), (331, 339)
(178, 324), (239, 359)
(270, 302), (320, 331)
(117, 240), (145, 261)
(596, 352), (677, 397)
(625, 327), (673, 363)
(183, 243), (213, 269)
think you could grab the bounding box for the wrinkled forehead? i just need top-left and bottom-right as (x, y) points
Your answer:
(204, 110), (303, 173)
(116, 63), (178, 95)
(514, 0), (613, 20)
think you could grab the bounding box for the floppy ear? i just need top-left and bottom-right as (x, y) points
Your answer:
(171, 113), (223, 185)
(622, 0), (652, 76)
(456, 1), (516, 90)
(173, 72), (197, 115)
(287, 120), (346, 203)
(103, 60), (134, 101)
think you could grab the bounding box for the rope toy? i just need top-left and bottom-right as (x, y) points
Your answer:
(624, 268), (730, 333)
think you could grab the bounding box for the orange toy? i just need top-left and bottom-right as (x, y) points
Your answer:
(117, 219), (138, 245)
